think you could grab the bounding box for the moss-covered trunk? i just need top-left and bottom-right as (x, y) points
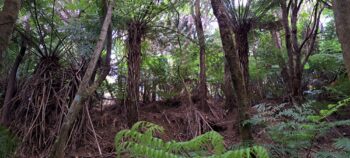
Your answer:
(0, 0), (21, 69)
(211, 0), (253, 143)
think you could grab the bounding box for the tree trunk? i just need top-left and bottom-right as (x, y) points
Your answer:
(333, 0), (350, 79)
(234, 29), (250, 88)
(151, 81), (156, 102)
(271, 30), (282, 49)
(280, 1), (322, 103)
(280, 1), (303, 102)
(0, 0), (21, 68)
(49, 4), (113, 158)
(1, 39), (26, 125)
(126, 22), (144, 127)
(143, 80), (150, 104)
(211, 0), (253, 143)
(101, 0), (112, 79)
(193, 0), (208, 111)
(223, 59), (235, 112)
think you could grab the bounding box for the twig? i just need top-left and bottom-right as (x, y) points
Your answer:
(86, 106), (103, 156)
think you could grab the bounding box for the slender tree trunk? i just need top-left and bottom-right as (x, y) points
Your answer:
(0, 0), (21, 68)
(280, 1), (322, 103)
(193, 0), (208, 111)
(1, 39), (26, 125)
(211, 0), (253, 143)
(126, 22), (143, 127)
(223, 59), (235, 112)
(271, 30), (290, 95)
(271, 30), (282, 49)
(280, 1), (303, 102)
(333, 0), (350, 79)
(101, 0), (112, 79)
(143, 80), (150, 104)
(117, 74), (125, 99)
(151, 81), (156, 102)
(49, 4), (113, 158)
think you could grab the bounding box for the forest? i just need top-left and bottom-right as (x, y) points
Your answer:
(1, 0), (350, 157)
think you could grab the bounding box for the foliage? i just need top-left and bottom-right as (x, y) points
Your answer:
(250, 32), (286, 98)
(316, 138), (350, 158)
(308, 53), (343, 74)
(115, 121), (270, 158)
(326, 76), (350, 97)
(250, 98), (350, 157)
(308, 97), (350, 122)
(0, 126), (17, 158)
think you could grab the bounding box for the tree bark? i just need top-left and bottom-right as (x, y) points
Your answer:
(151, 81), (157, 102)
(211, 0), (253, 143)
(101, 0), (112, 80)
(49, 3), (113, 158)
(143, 80), (150, 104)
(1, 39), (26, 125)
(193, 0), (208, 112)
(279, 0), (322, 103)
(223, 59), (235, 112)
(0, 0), (21, 68)
(234, 29), (250, 88)
(126, 22), (144, 127)
(333, 0), (350, 79)
(271, 30), (282, 49)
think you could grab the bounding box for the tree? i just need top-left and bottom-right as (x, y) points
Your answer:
(223, 0), (277, 87)
(1, 37), (27, 125)
(211, 0), (253, 143)
(0, 0), (21, 70)
(115, 0), (182, 127)
(193, 0), (208, 111)
(333, 0), (350, 79)
(279, 0), (323, 103)
(49, 3), (113, 157)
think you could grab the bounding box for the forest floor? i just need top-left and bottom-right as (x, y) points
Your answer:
(67, 98), (274, 157)
(66, 98), (350, 158)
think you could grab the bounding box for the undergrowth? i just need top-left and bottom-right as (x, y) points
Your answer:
(115, 121), (269, 158)
(249, 97), (350, 157)
(0, 126), (16, 158)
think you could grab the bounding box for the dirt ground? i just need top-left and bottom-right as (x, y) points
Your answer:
(67, 98), (245, 157)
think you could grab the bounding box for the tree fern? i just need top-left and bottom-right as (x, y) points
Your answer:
(115, 121), (269, 158)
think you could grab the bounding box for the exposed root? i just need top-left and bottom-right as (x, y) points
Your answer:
(5, 57), (94, 157)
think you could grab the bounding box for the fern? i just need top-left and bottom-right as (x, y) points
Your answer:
(316, 138), (350, 158)
(115, 121), (269, 158)
(249, 99), (350, 157)
(308, 97), (350, 122)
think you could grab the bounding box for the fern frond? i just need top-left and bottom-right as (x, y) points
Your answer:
(115, 121), (270, 158)
(334, 138), (350, 152)
(207, 146), (269, 158)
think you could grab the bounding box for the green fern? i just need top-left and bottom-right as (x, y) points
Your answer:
(115, 121), (269, 158)
(308, 97), (350, 122)
(249, 99), (350, 157)
(316, 138), (350, 158)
